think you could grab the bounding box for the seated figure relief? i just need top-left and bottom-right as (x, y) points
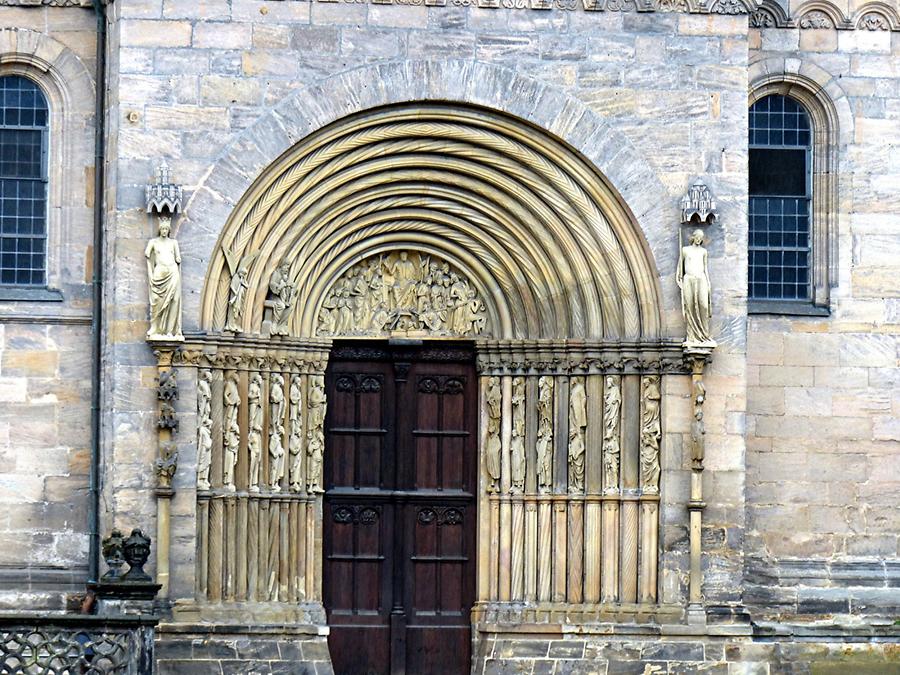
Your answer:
(317, 251), (489, 337)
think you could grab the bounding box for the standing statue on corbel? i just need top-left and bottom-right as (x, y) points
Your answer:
(677, 179), (718, 349)
(145, 162), (184, 342)
(677, 229), (716, 348)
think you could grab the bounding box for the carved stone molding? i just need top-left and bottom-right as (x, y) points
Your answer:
(171, 334), (331, 373)
(475, 340), (688, 375)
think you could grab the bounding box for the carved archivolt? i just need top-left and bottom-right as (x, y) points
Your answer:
(202, 104), (662, 341)
(317, 251), (488, 338)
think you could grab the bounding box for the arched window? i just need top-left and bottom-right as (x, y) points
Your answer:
(0, 75), (49, 286)
(748, 94), (812, 303)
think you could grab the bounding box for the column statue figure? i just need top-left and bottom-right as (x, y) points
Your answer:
(676, 229), (716, 348)
(145, 218), (183, 341)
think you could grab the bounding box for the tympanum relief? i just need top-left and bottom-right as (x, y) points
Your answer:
(317, 251), (488, 337)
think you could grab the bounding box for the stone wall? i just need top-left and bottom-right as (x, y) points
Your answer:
(106, 0), (751, 614)
(475, 632), (900, 674)
(0, 7), (97, 610)
(744, 25), (900, 620)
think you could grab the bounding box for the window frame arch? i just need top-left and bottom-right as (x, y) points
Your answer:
(0, 72), (51, 288)
(0, 30), (95, 303)
(749, 76), (840, 313)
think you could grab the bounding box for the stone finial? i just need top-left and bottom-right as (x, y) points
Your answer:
(100, 529), (126, 581)
(122, 529), (153, 582)
(146, 160), (182, 216)
(680, 178), (718, 225)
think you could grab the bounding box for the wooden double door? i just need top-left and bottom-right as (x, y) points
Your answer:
(323, 342), (478, 675)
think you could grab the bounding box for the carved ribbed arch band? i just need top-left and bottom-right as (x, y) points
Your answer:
(202, 104), (662, 340)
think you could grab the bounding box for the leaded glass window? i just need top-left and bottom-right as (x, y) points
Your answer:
(748, 94), (812, 302)
(0, 75), (49, 286)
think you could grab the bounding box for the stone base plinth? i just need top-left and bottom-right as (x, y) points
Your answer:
(156, 621), (332, 675)
(473, 623), (900, 674)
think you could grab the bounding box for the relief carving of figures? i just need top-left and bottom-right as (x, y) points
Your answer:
(485, 377), (502, 494)
(145, 218), (183, 341)
(248, 372), (263, 493)
(196, 369), (213, 490)
(509, 377), (526, 494)
(568, 377), (587, 494)
(157, 370), (178, 431)
(269, 373), (286, 491)
(536, 376), (554, 494)
(317, 251), (488, 337)
(602, 375), (622, 494)
(640, 375), (662, 494)
(306, 375), (326, 494)
(268, 262), (298, 337)
(676, 229), (716, 348)
(223, 372), (241, 491)
(288, 375), (303, 493)
(690, 377), (706, 470)
(223, 248), (259, 333)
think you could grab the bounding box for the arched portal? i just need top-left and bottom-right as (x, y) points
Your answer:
(201, 103), (662, 341)
(182, 101), (688, 673)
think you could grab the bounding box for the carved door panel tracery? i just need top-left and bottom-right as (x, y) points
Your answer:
(323, 343), (477, 675)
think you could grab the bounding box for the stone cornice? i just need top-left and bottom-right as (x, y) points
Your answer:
(311, 0), (900, 27)
(0, 0), (102, 6)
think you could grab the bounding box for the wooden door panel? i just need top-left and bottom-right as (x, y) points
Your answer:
(325, 343), (475, 675)
(324, 502), (391, 618)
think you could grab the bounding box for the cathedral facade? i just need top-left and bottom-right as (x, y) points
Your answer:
(0, 1), (897, 673)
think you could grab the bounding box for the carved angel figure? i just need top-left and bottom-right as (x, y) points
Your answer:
(196, 369), (213, 490)
(536, 376), (554, 494)
(248, 372), (263, 492)
(510, 377), (526, 494)
(568, 377), (587, 493)
(640, 376), (662, 494)
(676, 229), (716, 347)
(602, 375), (622, 494)
(223, 373), (241, 491)
(145, 218), (183, 341)
(224, 247), (259, 333)
(288, 375), (304, 493)
(485, 377), (502, 493)
(269, 373), (286, 491)
(306, 375), (326, 494)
